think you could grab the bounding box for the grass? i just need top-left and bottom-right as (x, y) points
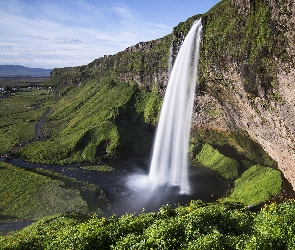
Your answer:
(195, 143), (239, 179)
(223, 165), (282, 205)
(81, 165), (115, 172)
(0, 162), (110, 223)
(0, 162), (85, 222)
(0, 87), (56, 153)
(1, 200), (295, 249)
(19, 78), (161, 164)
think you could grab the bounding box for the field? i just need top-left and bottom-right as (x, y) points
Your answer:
(0, 78), (111, 229)
(0, 79), (56, 154)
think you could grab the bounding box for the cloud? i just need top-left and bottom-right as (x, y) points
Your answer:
(113, 6), (136, 20)
(0, 0), (173, 68)
(148, 23), (171, 30)
(54, 37), (84, 44)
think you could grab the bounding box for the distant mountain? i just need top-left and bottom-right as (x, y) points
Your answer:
(0, 65), (53, 77)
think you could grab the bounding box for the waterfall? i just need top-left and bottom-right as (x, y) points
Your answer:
(148, 19), (203, 194)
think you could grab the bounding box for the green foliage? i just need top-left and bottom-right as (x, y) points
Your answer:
(224, 165), (282, 206)
(143, 86), (162, 125)
(196, 143), (239, 179)
(2, 200), (295, 249)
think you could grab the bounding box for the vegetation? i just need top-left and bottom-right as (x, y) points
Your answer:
(0, 0), (291, 246)
(199, 0), (290, 104)
(195, 143), (239, 179)
(224, 165), (282, 205)
(192, 129), (277, 168)
(0, 162), (110, 224)
(1, 200), (295, 249)
(193, 142), (282, 205)
(0, 86), (56, 153)
(18, 78), (162, 164)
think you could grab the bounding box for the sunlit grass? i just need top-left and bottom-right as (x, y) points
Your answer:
(81, 165), (115, 172)
(195, 143), (239, 179)
(223, 165), (282, 205)
(0, 87), (56, 153)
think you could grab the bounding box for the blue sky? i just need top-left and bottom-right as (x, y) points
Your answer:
(0, 0), (220, 69)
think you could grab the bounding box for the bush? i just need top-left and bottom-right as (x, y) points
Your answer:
(2, 200), (295, 249)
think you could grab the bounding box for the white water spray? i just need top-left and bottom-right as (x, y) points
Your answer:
(148, 19), (203, 194)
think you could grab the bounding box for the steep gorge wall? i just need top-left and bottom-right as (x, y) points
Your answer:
(194, 0), (295, 189)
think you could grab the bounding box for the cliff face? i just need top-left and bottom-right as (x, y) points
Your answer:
(46, 0), (295, 189)
(50, 35), (172, 91)
(194, 0), (295, 189)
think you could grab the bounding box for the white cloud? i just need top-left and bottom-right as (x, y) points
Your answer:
(0, 0), (173, 68)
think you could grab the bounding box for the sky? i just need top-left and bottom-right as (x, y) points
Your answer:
(0, 0), (220, 69)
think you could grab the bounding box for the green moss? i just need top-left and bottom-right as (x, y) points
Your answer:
(196, 143), (239, 179)
(192, 129), (277, 168)
(224, 165), (282, 205)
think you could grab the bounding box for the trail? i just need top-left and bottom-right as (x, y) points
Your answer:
(0, 108), (51, 157)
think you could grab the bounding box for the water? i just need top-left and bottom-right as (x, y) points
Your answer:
(2, 157), (227, 216)
(148, 19), (203, 194)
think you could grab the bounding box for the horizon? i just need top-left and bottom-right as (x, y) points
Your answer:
(0, 0), (220, 69)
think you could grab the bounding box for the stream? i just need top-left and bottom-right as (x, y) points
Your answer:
(2, 157), (228, 216)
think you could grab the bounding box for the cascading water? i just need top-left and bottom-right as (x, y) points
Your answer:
(148, 19), (203, 194)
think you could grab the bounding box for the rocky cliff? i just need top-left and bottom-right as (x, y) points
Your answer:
(43, 0), (294, 190)
(194, 0), (295, 189)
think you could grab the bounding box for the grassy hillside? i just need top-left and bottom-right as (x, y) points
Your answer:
(0, 162), (110, 224)
(18, 78), (162, 164)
